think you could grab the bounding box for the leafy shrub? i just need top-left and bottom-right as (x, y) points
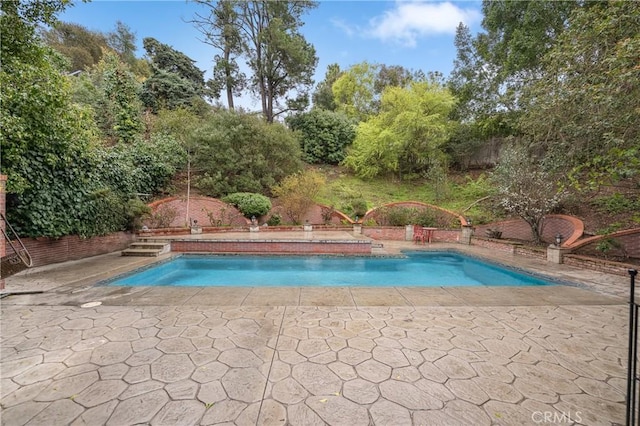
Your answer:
(592, 193), (639, 214)
(222, 193), (272, 218)
(349, 199), (368, 219)
(272, 170), (326, 224)
(287, 109), (356, 164)
(375, 206), (440, 227)
(124, 198), (152, 231)
(267, 214), (282, 226)
(191, 111), (302, 197)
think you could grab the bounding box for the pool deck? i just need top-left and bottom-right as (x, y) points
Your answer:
(0, 232), (631, 425)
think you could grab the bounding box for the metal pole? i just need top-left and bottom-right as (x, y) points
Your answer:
(628, 269), (638, 426)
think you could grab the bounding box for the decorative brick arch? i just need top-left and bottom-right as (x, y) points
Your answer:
(362, 201), (465, 228)
(144, 196), (248, 228)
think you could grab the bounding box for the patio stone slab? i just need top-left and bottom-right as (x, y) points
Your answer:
(0, 299), (629, 425)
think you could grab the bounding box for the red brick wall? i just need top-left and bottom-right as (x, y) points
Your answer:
(171, 240), (372, 255)
(362, 226), (407, 240)
(5, 232), (135, 267)
(474, 215), (582, 246)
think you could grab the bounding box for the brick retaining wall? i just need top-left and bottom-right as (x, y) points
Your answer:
(6, 232), (135, 267)
(564, 254), (634, 276)
(171, 239), (372, 255)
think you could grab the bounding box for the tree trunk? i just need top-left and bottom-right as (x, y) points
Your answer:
(223, 46), (234, 110)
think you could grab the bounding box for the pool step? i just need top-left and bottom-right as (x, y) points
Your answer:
(121, 241), (170, 257)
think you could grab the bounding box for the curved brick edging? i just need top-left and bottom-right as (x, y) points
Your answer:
(568, 228), (640, 250)
(363, 201), (466, 227)
(473, 214), (584, 247)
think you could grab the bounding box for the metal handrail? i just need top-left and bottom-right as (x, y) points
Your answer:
(0, 212), (32, 268)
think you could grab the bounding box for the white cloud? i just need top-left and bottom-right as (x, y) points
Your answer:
(330, 18), (356, 37)
(367, 1), (481, 47)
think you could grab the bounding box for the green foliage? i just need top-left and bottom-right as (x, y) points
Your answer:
(519, 1), (640, 187)
(234, 1), (318, 122)
(349, 199), (368, 219)
(192, 111), (302, 197)
(374, 207), (438, 227)
(287, 109), (356, 164)
(222, 193), (272, 218)
(343, 81), (455, 179)
(312, 63), (342, 111)
(332, 61), (379, 122)
(592, 193), (640, 215)
(271, 170), (326, 224)
(42, 21), (108, 71)
(266, 214), (282, 226)
(190, 0), (245, 110)
(142, 37), (208, 112)
(124, 198), (151, 231)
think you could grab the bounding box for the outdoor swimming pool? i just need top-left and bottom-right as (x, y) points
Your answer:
(107, 251), (556, 287)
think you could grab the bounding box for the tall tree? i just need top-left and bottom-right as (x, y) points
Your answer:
(141, 37), (208, 111)
(41, 21), (108, 72)
(519, 0), (640, 188)
(343, 81), (455, 179)
(235, 0), (318, 122)
(332, 61), (379, 122)
(191, 0), (245, 110)
(312, 63), (341, 111)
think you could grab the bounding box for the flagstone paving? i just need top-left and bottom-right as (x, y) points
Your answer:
(0, 303), (627, 425)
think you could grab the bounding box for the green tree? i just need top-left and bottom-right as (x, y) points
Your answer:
(519, 0), (640, 188)
(77, 51), (144, 144)
(236, 0), (318, 122)
(332, 61), (379, 122)
(41, 21), (108, 72)
(286, 109), (356, 164)
(191, 0), (246, 110)
(191, 111), (302, 196)
(141, 37), (208, 112)
(312, 63), (342, 111)
(343, 81), (455, 180)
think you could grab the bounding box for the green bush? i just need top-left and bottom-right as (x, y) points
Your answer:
(222, 193), (272, 218)
(287, 109), (356, 164)
(191, 111), (302, 197)
(267, 214), (282, 226)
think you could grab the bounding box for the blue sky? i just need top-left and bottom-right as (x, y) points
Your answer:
(59, 0), (483, 109)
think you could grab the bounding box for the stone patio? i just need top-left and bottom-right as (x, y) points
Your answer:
(0, 238), (632, 425)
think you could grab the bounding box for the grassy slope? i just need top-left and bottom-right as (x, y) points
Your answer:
(314, 166), (496, 222)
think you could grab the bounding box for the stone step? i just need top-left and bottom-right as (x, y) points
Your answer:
(121, 248), (162, 257)
(121, 241), (170, 257)
(129, 242), (167, 250)
(371, 243), (384, 248)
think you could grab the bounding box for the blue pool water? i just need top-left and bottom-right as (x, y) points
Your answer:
(107, 252), (555, 287)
